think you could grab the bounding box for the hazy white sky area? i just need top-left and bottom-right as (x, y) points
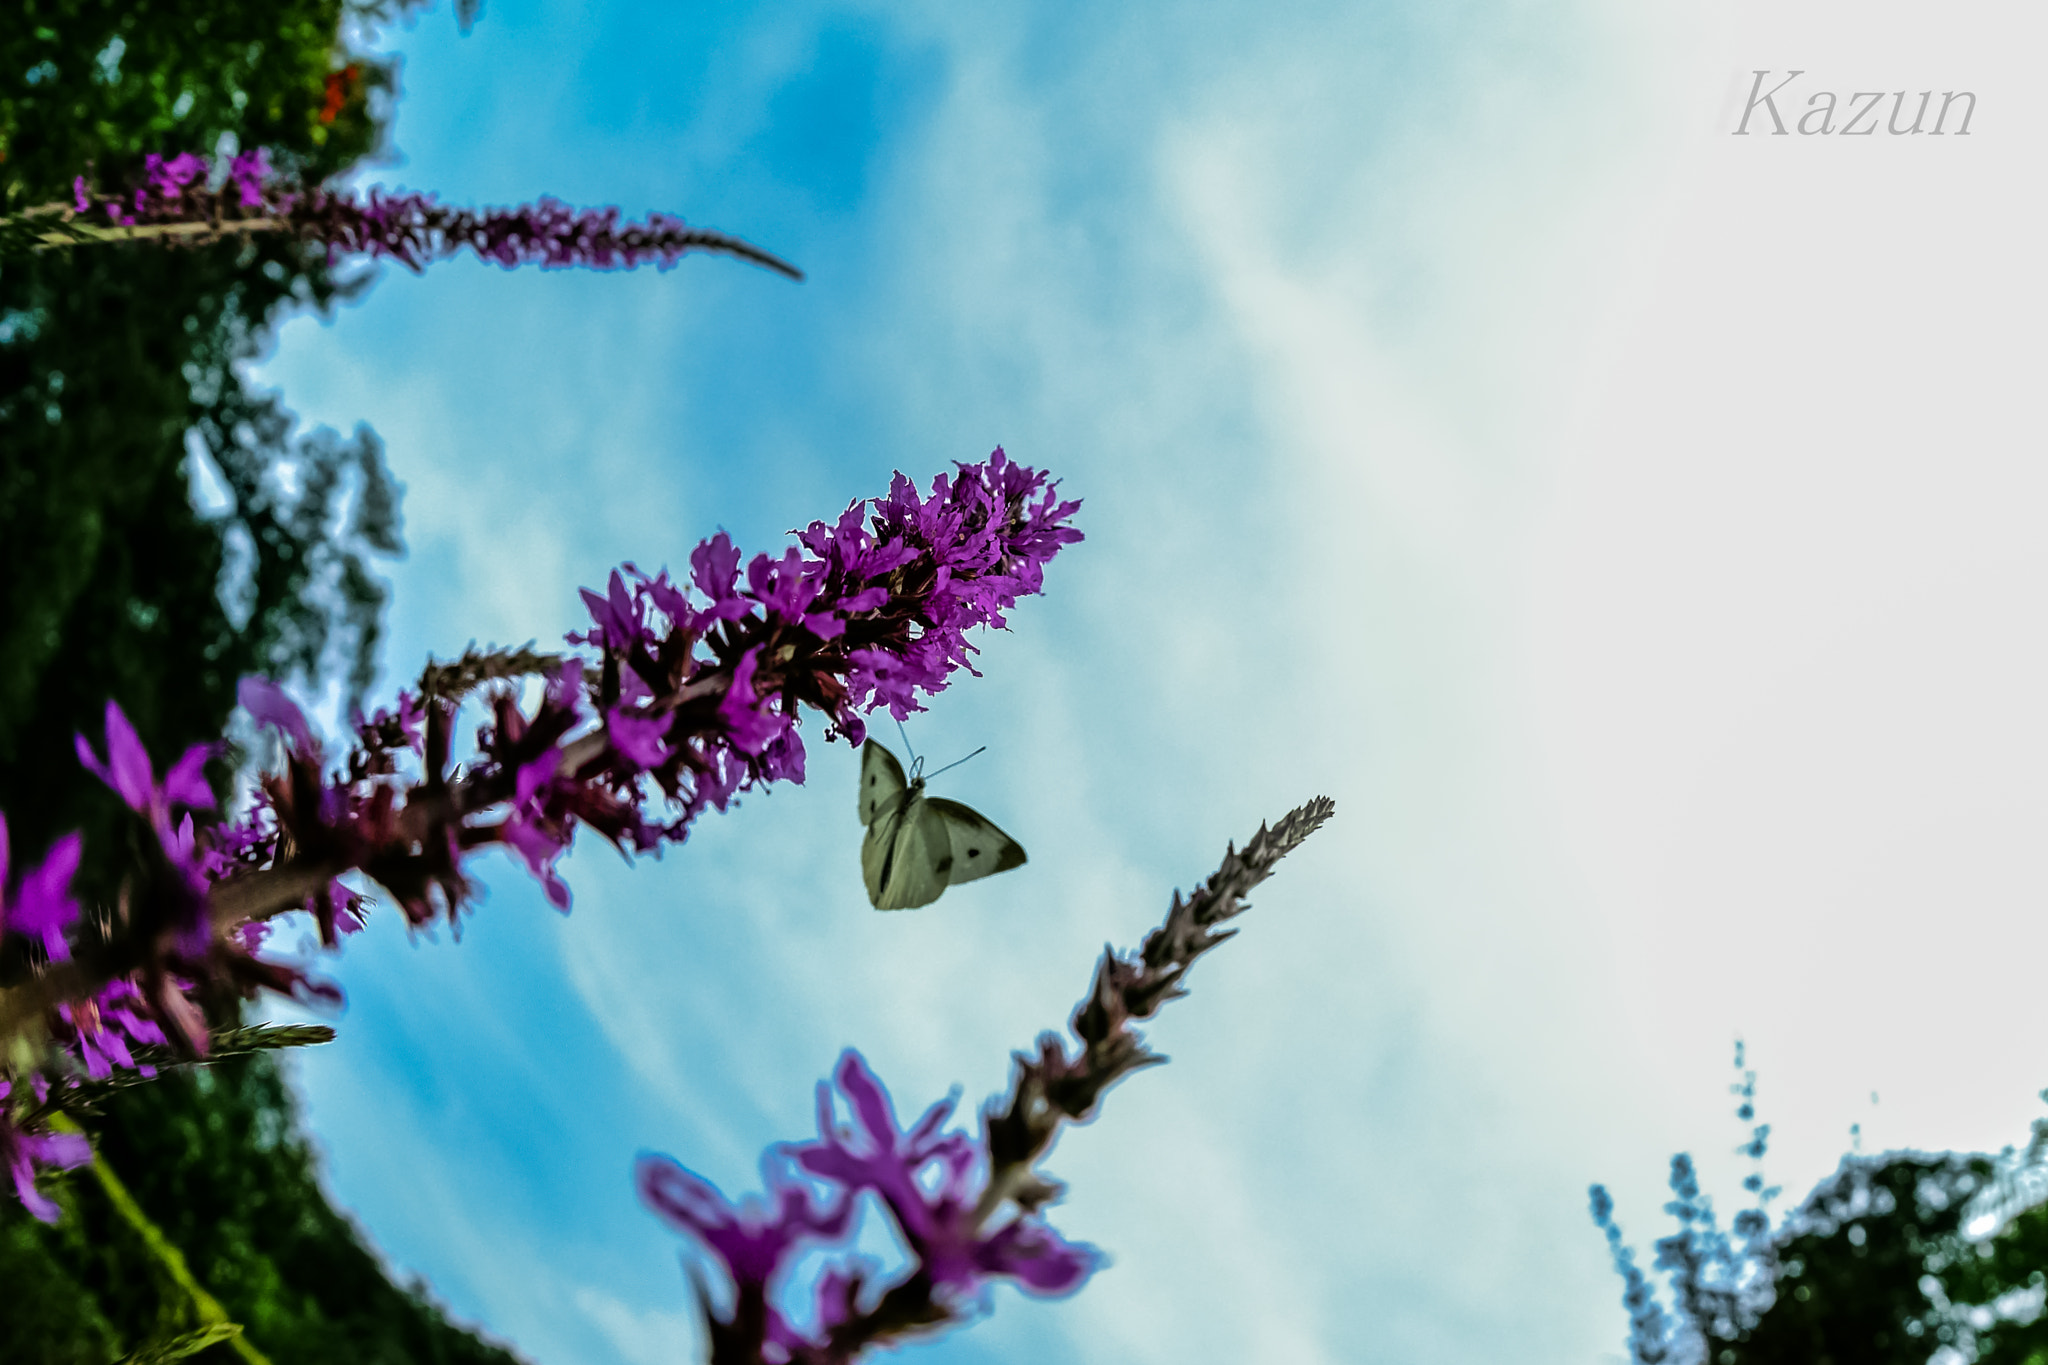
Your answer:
(250, 2), (2046, 1361)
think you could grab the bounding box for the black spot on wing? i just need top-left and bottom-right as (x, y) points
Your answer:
(876, 838), (898, 901)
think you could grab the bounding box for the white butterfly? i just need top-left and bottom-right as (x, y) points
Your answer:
(857, 740), (1026, 910)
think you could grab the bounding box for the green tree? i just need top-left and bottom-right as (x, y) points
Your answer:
(1732, 1151), (2048, 1364)
(0, 3), (527, 1361)
(1594, 1055), (2048, 1364)
(1, 1051), (527, 1364)
(1, 0), (405, 901)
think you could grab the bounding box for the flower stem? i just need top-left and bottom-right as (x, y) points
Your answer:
(49, 1112), (272, 1365)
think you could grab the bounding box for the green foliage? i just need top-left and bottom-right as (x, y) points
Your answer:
(1728, 1153), (2048, 1365)
(0, 0), (403, 896)
(1599, 1066), (2048, 1364)
(0, 1052), (528, 1365)
(0, 3), (517, 1361)
(1, 0), (393, 202)
(117, 1321), (251, 1365)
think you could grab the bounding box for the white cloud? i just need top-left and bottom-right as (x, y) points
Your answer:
(250, 1), (2048, 1362)
(574, 1286), (703, 1365)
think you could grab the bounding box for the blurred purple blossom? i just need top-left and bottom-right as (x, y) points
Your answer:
(226, 148), (271, 207)
(0, 815), (83, 962)
(239, 674), (321, 756)
(74, 700), (215, 836)
(0, 1085), (91, 1224)
(637, 1050), (1098, 1364)
(791, 1052), (1099, 1301)
(56, 981), (167, 1081)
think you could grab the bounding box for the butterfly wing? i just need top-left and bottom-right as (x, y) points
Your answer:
(924, 798), (1027, 888)
(858, 741), (909, 825)
(869, 790), (955, 910)
(857, 741), (1025, 909)
(861, 799), (906, 907)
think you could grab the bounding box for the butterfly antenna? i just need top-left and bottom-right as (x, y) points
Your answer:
(924, 746), (988, 783)
(895, 718), (917, 766)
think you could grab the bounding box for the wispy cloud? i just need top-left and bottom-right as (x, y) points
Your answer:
(247, 1), (2048, 1362)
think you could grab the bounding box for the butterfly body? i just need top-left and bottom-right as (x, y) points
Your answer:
(858, 740), (1025, 910)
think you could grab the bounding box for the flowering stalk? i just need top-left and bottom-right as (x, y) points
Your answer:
(0, 454), (1079, 1218)
(635, 797), (1335, 1364)
(3, 149), (801, 280)
(978, 795), (1338, 1216)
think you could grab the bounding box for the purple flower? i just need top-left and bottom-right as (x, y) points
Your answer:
(143, 151), (206, 199)
(638, 1152), (855, 1292)
(581, 570), (651, 653)
(0, 1087), (92, 1224)
(747, 548), (820, 625)
(58, 980), (167, 1079)
(638, 1050), (1098, 1362)
(606, 707), (671, 770)
(73, 704), (226, 964)
(304, 877), (366, 947)
(692, 533), (752, 625)
(790, 1052), (1100, 1304)
(757, 726), (807, 786)
(502, 820), (572, 911)
(227, 147), (272, 208)
(239, 675), (321, 756)
(155, 812), (220, 957)
(75, 701), (214, 827)
(718, 650), (790, 757)
(843, 647), (929, 724)
(514, 747), (565, 810)
(0, 815), (83, 962)
(503, 777), (573, 909)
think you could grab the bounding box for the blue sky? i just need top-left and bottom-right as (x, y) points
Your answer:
(248, 2), (2048, 1361)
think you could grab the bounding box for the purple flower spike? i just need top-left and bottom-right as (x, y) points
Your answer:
(0, 457), (1079, 1220)
(66, 152), (804, 280)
